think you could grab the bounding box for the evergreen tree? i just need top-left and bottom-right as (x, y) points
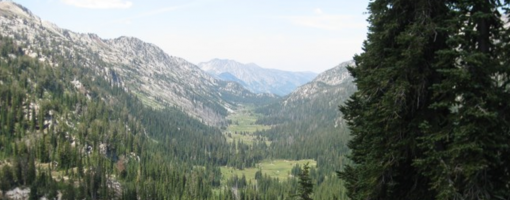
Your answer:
(28, 183), (39, 200)
(62, 179), (76, 200)
(416, 1), (510, 199)
(26, 154), (36, 185)
(296, 163), (313, 200)
(339, 0), (510, 199)
(0, 165), (13, 193)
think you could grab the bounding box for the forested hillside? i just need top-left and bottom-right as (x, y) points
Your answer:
(0, 32), (352, 199)
(254, 61), (356, 172)
(0, 33), (239, 199)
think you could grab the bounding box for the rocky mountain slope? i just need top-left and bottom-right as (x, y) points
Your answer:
(284, 60), (355, 106)
(257, 60), (356, 127)
(198, 59), (317, 96)
(0, 1), (276, 126)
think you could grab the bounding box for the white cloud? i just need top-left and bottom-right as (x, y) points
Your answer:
(60, 0), (133, 9)
(314, 8), (323, 15)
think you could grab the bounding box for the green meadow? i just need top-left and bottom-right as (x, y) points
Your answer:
(223, 105), (272, 145)
(220, 159), (317, 184)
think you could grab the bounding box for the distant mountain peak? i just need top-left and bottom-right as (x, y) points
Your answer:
(198, 59), (317, 96)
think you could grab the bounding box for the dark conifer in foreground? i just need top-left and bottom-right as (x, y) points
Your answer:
(340, 0), (510, 199)
(416, 1), (510, 198)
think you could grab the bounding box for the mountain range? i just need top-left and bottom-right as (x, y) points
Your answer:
(0, 1), (277, 126)
(198, 59), (317, 96)
(0, 0), (355, 134)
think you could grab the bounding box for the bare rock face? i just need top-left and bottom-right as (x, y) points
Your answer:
(0, 1), (275, 126)
(4, 187), (30, 200)
(107, 178), (123, 199)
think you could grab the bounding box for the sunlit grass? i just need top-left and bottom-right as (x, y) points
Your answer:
(220, 159), (316, 184)
(223, 105), (271, 145)
(226, 105), (271, 133)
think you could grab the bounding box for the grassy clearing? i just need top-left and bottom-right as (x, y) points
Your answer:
(223, 131), (269, 146)
(220, 159), (316, 184)
(224, 105), (271, 145)
(36, 162), (76, 181)
(226, 105), (271, 133)
(133, 91), (164, 109)
(221, 106), (313, 184)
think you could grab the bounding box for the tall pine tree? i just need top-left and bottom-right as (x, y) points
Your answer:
(340, 0), (510, 199)
(297, 163), (313, 200)
(416, 0), (510, 199)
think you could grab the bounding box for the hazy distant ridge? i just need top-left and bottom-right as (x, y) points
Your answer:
(198, 59), (317, 96)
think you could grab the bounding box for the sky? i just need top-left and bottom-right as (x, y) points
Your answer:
(14, 0), (370, 73)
